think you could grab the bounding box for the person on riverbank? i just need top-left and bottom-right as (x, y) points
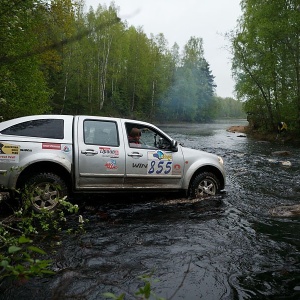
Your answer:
(277, 121), (287, 134)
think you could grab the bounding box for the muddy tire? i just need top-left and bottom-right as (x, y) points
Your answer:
(22, 172), (68, 212)
(189, 172), (220, 199)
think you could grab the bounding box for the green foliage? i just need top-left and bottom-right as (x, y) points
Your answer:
(135, 274), (165, 300)
(12, 195), (85, 236)
(214, 96), (246, 119)
(0, 0), (52, 120)
(232, 0), (300, 132)
(0, 195), (85, 282)
(103, 293), (125, 300)
(0, 236), (54, 282)
(103, 273), (165, 300)
(0, 0), (235, 123)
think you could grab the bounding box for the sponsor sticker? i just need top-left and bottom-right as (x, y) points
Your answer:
(105, 159), (118, 170)
(20, 149), (32, 152)
(42, 143), (61, 150)
(62, 145), (71, 153)
(0, 142), (20, 162)
(132, 163), (148, 168)
(147, 150), (172, 161)
(172, 163), (182, 175)
(99, 147), (119, 158)
(147, 151), (173, 175)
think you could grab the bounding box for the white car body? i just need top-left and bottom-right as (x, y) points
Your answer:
(0, 115), (226, 210)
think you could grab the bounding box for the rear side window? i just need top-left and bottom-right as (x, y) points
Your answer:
(0, 119), (64, 139)
(84, 120), (119, 146)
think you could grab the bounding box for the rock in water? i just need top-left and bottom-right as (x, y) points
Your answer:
(269, 204), (300, 217)
(271, 151), (291, 156)
(280, 161), (292, 167)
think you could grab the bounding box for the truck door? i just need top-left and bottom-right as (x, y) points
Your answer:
(74, 117), (125, 190)
(123, 121), (184, 189)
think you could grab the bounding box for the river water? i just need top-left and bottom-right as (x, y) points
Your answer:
(1, 119), (300, 300)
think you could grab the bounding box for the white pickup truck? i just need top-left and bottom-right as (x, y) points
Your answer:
(0, 115), (226, 211)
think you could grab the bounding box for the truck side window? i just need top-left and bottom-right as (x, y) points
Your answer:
(126, 123), (170, 150)
(84, 120), (119, 147)
(0, 119), (64, 139)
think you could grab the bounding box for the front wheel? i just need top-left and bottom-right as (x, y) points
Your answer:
(189, 172), (221, 199)
(21, 172), (68, 212)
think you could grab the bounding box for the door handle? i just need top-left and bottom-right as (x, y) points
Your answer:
(128, 152), (143, 158)
(81, 149), (98, 155)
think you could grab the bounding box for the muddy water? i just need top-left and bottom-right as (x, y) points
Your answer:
(1, 120), (300, 300)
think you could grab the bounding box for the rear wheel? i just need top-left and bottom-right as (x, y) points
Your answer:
(22, 172), (68, 212)
(189, 172), (220, 199)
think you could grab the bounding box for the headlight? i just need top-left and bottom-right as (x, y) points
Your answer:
(218, 156), (224, 165)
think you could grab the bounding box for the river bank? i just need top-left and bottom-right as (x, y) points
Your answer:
(227, 124), (299, 144)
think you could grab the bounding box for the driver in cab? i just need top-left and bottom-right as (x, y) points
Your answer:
(128, 127), (142, 147)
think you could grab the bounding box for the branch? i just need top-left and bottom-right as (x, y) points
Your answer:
(0, 221), (23, 234)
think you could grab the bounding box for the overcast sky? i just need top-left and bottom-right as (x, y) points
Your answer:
(84, 0), (242, 98)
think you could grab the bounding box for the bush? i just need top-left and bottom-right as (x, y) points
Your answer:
(0, 196), (85, 282)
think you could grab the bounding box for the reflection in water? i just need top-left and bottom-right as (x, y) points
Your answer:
(1, 119), (300, 300)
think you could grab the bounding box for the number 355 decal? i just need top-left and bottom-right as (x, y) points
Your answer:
(147, 161), (172, 175)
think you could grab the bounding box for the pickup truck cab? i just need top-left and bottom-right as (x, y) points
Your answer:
(0, 115), (226, 212)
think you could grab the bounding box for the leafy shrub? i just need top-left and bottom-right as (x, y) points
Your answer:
(0, 196), (85, 282)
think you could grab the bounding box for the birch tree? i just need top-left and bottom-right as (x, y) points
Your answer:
(232, 0), (300, 131)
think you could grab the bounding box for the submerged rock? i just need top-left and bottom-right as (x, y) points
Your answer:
(227, 125), (248, 133)
(266, 158), (292, 167)
(280, 160), (292, 167)
(269, 204), (300, 217)
(271, 150), (292, 156)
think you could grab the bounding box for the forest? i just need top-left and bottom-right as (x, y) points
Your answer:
(0, 0), (244, 124)
(232, 0), (300, 133)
